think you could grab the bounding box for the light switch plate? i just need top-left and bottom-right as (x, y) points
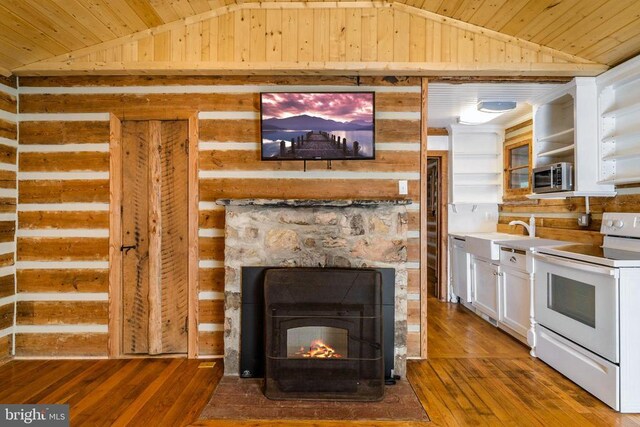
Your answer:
(399, 180), (408, 195)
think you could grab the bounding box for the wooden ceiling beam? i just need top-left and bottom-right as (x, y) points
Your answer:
(12, 60), (608, 77)
(0, 65), (11, 78)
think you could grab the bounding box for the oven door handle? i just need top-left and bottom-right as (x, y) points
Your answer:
(534, 253), (619, 278)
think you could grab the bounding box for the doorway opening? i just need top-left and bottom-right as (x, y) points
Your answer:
(425, 152), (448, 301)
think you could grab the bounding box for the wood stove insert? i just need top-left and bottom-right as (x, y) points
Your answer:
(263, 268), (384, 401)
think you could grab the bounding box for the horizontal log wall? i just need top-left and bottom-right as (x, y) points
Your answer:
(16, 76), (110, 357)
(0, 76), (16, 364)
(17, 75), (424, 358)
(498, 119), (640, 242)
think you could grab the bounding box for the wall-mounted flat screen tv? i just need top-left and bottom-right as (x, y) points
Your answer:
(260, 92), (375, 161)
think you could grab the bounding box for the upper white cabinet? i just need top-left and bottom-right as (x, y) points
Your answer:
(597, 55), (640, 185)
(449, 124), (504, 204)
(534, 92), (575, 163)
(530, 78), (615, 199)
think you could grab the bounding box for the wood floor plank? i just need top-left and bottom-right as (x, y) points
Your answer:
(37, 360), (130, 405)
(158, 360), (222, 426)
(69, 359), (145, 424)
(76, 359), (173, 426)
(125, 359), (221, 426)
(110, 358), (184, 427)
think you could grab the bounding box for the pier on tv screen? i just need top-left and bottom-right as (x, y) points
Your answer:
(260, 92), (375, 161)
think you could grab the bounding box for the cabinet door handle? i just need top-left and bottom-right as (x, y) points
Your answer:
(510, 256), (517, 263)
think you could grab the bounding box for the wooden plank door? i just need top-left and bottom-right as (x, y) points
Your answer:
(121, 120), (189, 355)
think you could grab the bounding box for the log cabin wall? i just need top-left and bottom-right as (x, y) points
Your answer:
(16, 75), (425, 358)
(498, 119), (640, 243)
(0, 76), (17, 364)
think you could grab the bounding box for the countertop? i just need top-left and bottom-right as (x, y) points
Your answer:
(495, 238), (570, 252)
(449, 232), (570, 251)
(449, 232), (525, 241)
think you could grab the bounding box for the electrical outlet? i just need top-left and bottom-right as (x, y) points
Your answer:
(398, 180), (408, 195)
(578, 213), (591, 227)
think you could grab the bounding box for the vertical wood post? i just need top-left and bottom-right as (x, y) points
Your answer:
(342, 137), (347, 154)
(420, 78), (429, 359)
(281, 141), (286, 156)
(354, 141), (359, 156)
(108, 114), (122, 358)
(148, 120), (163, 355)
(187, 114), (199, 358)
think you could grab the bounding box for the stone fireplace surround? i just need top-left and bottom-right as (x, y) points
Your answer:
(219, 199), (410, 378)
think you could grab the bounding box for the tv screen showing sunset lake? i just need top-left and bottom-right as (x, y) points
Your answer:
(260, 92), (375, 161)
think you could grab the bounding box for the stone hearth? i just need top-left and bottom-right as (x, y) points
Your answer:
(219, 199), (410, 377)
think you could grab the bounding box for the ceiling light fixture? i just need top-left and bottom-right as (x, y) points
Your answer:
(477, 100), (517, 113)
(458, 100), (518, 125)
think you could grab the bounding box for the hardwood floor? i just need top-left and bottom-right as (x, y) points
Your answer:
(1, 297), (639, 426)
(0, 358), (222, 426)
(411, 296), (640, 426)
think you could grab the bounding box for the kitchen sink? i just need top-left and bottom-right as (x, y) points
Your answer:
(465, 232), (525, 260)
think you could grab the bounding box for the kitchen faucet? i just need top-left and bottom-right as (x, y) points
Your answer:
(508, 215), (536, 237)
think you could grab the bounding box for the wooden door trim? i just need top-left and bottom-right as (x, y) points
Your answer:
(108, 113), (123, 358)
(108, 113), (200, 358)
(419, 78), (428, 359)
(420, 77), (450, 358)
(187, 114), (199, 358)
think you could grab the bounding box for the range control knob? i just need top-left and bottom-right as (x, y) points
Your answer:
(605, 220), (614, 227)
(613, 220), (624, 229)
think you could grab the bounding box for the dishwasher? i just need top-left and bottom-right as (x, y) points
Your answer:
(450, 236), (471, 307)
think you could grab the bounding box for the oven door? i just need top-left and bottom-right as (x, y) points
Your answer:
(534, 253), (619, 363)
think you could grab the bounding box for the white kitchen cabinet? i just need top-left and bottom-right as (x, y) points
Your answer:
(529, 77), (616, 199)
(470, 256), (500, 320)
(499, 266), (530, 338)
(597, 55), (640, 185)
(449, 124), (504, 204)
(498, 246), (532, 344)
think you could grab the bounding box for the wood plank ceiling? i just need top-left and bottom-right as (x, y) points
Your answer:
(0, 0), (638, 74)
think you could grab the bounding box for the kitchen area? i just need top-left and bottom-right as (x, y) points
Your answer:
(438, 54), (640, 413)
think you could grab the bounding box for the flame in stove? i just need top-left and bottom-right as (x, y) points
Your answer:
(294, 339), (343, 358)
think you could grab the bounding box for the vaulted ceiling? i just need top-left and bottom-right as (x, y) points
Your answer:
(0, 0), (638, 76)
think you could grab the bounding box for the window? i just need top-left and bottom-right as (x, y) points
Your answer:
(504, 140), (531, 198)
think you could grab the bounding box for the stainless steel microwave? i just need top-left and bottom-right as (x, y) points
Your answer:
(533, 162), (573, 193)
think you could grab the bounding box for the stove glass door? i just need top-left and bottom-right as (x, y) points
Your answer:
(548, 275), (596, 328)
(534, 253), (619, 363)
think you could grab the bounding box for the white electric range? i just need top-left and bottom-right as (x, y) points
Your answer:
(533, 212), (640, 412)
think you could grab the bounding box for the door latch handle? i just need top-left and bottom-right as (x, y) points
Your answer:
(120, 244), (137, 254)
